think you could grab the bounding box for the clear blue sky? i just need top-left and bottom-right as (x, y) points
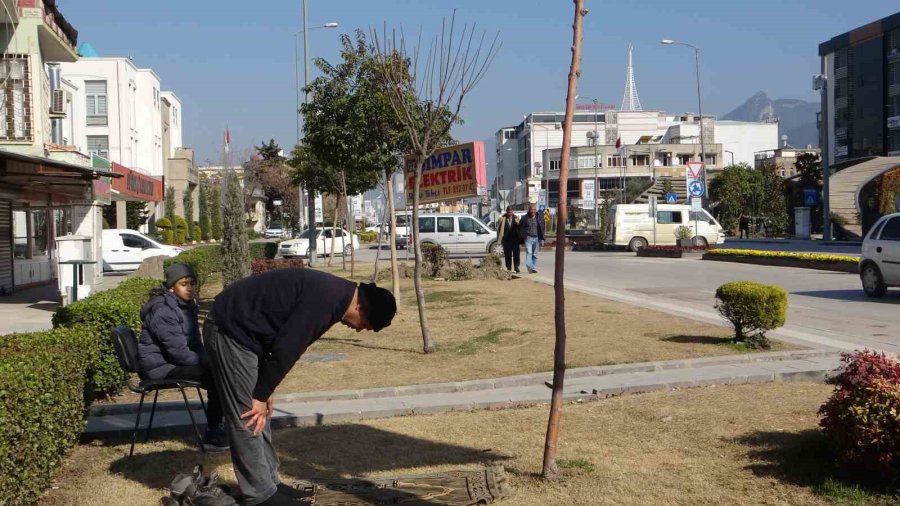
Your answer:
(64, 0), (896, 167)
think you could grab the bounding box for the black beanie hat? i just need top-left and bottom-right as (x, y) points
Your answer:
(164, 263), (197, 289)
(357, 282), (397, 332)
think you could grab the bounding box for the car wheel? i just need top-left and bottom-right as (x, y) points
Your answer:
(343, 244), (353, 256)
(861, 263), (887, 298)
(488, 240), (501, 254)
(628, 237), (648, 252)
(693, 236), (709, 247)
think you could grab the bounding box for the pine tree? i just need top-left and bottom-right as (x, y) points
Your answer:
(198, 181), (210, 241)
(220, 170), (250, 286)
(126, 201), (149, 230)
(165, 185), (177, 219)
(209, 183), (223, 241)
(182, 189), (194, 240)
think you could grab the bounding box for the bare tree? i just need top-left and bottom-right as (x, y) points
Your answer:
(541, 0), (587, 480)
(385, 169), (401, 296)
(372, 13), (500, 353)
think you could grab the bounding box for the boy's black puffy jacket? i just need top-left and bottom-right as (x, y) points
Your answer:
(138, 291), (205, 380)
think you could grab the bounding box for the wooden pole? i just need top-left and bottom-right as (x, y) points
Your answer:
(386, 169), (401, 296)
(542, 0), (586, 480)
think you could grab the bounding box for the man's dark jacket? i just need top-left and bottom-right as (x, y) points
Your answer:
(519, 212), (545, 242)
(210, 268), (356, 401)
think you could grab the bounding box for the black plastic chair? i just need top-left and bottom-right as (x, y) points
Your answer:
(110, 326), (209, 456)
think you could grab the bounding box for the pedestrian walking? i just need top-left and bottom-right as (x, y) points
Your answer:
(203, 269), (397, 505)
(519, 204), (545, 274)
(496, 206), (521, 272)
(739, 212), (750, 239)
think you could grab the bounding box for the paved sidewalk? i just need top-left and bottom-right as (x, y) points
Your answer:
(85, 350), (840, 437)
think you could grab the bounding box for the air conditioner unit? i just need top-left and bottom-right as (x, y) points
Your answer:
(49, 89), (67, 116)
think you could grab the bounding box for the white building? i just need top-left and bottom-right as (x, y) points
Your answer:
(59, 57), (189, 225)
(496, 109), (778, 207)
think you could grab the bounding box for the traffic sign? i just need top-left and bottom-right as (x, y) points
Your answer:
(538, 204), (545, 215)
(686, 161), (704, 179)
(691, 197), (702, 212)
(803, 189), (817, 206)
(543, 209), (551, 222)
(666, 192), (677, 204)
(688, 180), (705, 197)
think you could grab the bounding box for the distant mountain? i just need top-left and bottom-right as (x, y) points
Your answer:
(722, 91), (820, 148)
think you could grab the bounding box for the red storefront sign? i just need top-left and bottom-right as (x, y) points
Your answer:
(111, 162), (163, 201)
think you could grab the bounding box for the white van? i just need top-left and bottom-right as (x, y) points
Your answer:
(412, 213), (499, 255)
(606, 204), (725, 252)
(102, 229), (183, 272)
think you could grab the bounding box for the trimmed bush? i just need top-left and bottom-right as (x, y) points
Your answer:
(251, 258), (305, 273)
(155, 217), (172, 230)
(819, 351), (900, 479)
(714, 281), (787, 349)
(164, 245), (222, 289)
(174, 215), (188, 230)
(155, 217), (174, 244)
(421, 243), (448, 277)
(193, 225), (201, 241)
(355, 230), (378, 243)
(706, 248), (857, 264)
(249, 242), (278, 261)
(0, 327), (94, 504)
(51, 277), (159, 395)
(674, 225), (693, 240)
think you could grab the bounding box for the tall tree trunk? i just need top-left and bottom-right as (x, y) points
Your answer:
(329, 194), (340, 267)
(542, 0), (586, 480)
(341, 171), (355, 278)
(411, 155), (434, 353)
(386, 169), (401, 296)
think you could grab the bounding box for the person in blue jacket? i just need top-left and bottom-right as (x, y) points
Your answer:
(138, 263), (227, 451)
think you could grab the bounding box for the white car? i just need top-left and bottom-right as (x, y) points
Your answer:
(265, 226), (285, 239)
(102, 229), (183, 272)
(413, 213), (499, 255)
(279, 228), (360, 258)
(859, 212), (900, 297)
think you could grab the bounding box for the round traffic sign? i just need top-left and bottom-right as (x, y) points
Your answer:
(688, 180), (705, 197)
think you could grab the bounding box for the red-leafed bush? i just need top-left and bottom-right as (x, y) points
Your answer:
(251, 258), (305, 274)
(819, 350), (900, 478)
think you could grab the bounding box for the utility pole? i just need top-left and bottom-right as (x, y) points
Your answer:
(814, 70), (831, 241)
(302, 0), (316, 265)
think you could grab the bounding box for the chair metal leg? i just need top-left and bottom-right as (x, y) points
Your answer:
(145, 390), (160, 442)
(129, 391), (146, 457)
(179, 387), (205, 452)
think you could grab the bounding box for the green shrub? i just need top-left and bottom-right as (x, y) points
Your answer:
(819, 351), (900, 479)
(249, 242), (278, 261)
(355, 230), (378, 243)
(175, 229), (187, 245)
(0, 327), (93, 504)
(675, 225), (693, 240)
(161, 229), (174, 244)
(193, 225), (202, 240)
(421, 243), (448, 277)
(714, 281), (787, 349)
(155, 217), (173, 229)
(164, 245), (222, 289)
(51, 277), (159, 395)
(445, 260), (477, 281)
(174, 215), (188, 230)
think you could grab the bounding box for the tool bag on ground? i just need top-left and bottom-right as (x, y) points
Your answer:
(161, 465), (238, 506)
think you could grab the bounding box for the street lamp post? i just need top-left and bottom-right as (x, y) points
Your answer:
(661, 39), (708, 203)
(725, 150), (734, 166)
(298, 0), (337, 266)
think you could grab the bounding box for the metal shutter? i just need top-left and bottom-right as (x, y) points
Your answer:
(0, 200), (12, 294)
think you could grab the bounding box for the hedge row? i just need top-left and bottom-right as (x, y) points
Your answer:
(249, 242), (278, 261)
(251, 258), (305, 273)
(707, 248), (858, 264)
(52, 277), (160, 396)
(0, 326), (95, 504)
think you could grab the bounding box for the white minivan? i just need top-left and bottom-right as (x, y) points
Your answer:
(102, 229), (183, 272)
(606, 204), (726, 252)
(412, 213), (499, 255)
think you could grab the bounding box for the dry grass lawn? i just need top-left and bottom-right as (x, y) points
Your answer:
(106, 263), (793, 406)
(44, 382), (887, 505)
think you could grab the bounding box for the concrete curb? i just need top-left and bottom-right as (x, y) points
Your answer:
(87, 350), (836, 418)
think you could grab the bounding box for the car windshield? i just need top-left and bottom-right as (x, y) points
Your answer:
(296, 229), (316, 239)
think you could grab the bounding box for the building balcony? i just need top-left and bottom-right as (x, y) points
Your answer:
(35, 0), (78, 63)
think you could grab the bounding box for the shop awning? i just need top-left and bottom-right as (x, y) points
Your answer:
(0, 149), (121, 205)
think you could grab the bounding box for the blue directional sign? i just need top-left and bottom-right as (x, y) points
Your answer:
(688, 180), (705, 197)
(803, 189), (818, 206)
(538, 204), (546, 216)
(666, 192), (678, 204)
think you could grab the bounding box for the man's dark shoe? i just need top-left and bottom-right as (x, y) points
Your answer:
(203, 426), (229, 453)
(514, 267), (520, 273)
(276, 482), (315, 500)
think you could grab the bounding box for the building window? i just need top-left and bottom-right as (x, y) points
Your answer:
(85, 80), (107, 126)
(677, 154), (693, 165)
(87, 135), (109, 159)
(704, 154), (716, 166)
(549, 159), (561, 171)
(607, 155), (624, 167)
(504, 130), (515, 140)
(631, 155), (650, 166)
(0, 56), (31, 141)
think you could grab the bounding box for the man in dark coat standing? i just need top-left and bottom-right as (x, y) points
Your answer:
(203, 268), (397, 506)
(496, 206), (521, 272)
